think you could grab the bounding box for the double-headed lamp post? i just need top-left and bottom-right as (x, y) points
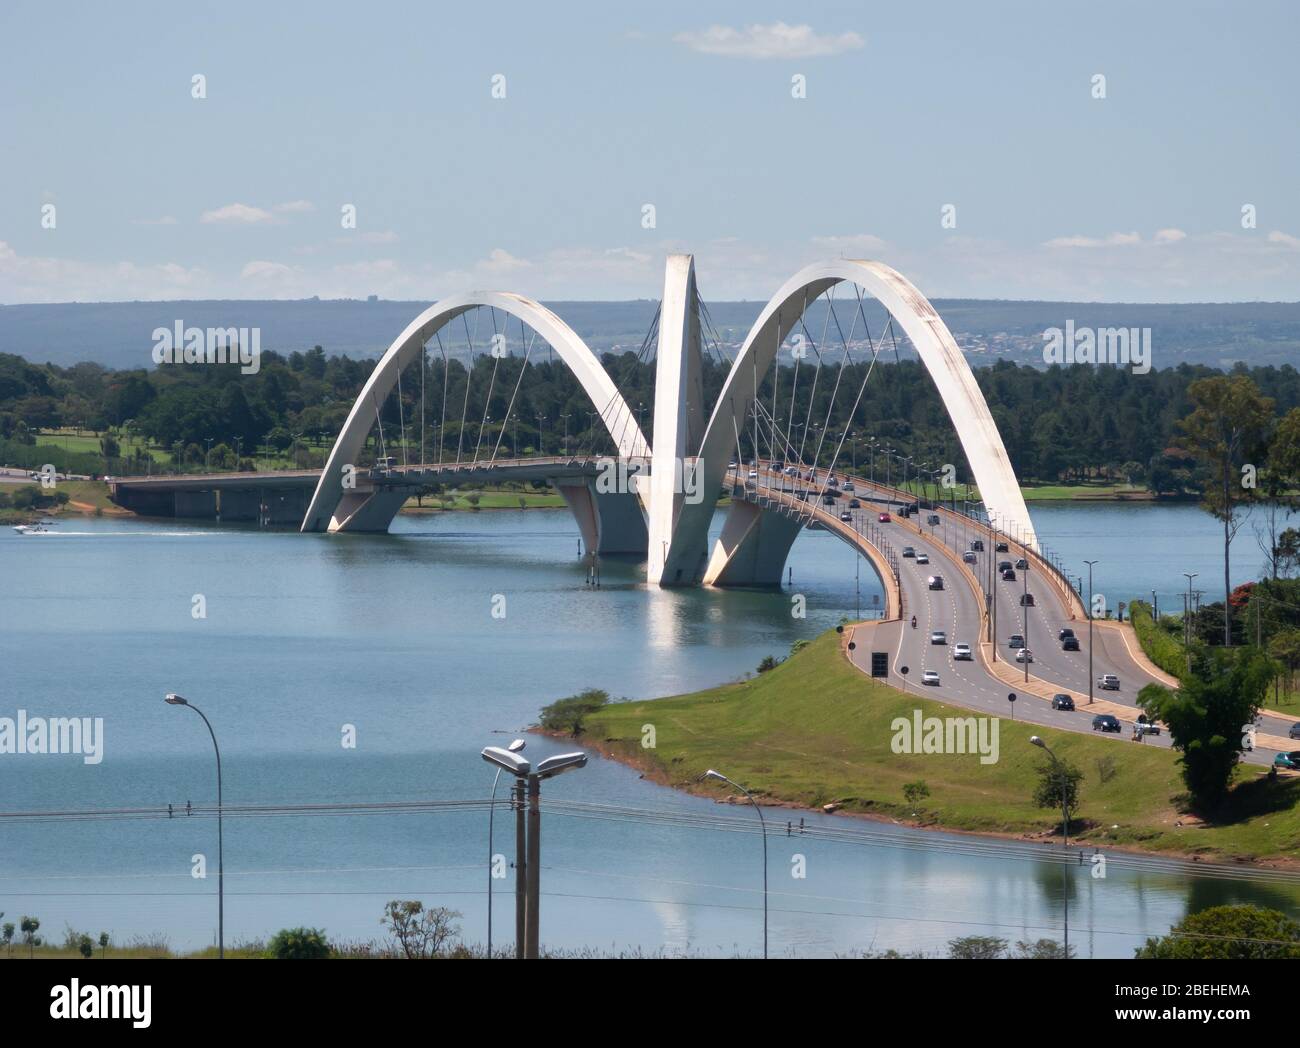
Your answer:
(485, 738), (525, 959)
(481, 746), (587, 959)
(164, 693), (223, 959)
(1029, 736), (1070, 958)
(704, 769), (767, 959)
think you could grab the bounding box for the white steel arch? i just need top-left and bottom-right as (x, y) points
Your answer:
(301, 290), (649, 532)
(652, 258), (1037, 584)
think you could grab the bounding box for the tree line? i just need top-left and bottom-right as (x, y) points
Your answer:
(1, 348), (1297, 495)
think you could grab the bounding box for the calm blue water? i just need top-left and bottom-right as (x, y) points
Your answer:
(0, 502), (1292, 957)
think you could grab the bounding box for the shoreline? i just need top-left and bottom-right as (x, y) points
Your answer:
(538, 726), (1300, 874)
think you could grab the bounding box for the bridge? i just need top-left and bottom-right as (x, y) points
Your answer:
(106, 253), (1300, 758)
(114, 253), (1036, 595)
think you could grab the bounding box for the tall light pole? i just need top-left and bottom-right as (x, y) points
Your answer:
(1030, 736), (1070, 958)
(1183, 571), (1199, 665)
(164, 694), (223, 958)
(704, 769), (767, 958)
(481, 747), (587, 959)
(1023, 559), (1031, 682)
(485, 738), (525, 959)
(1084, 560), (1098, 704)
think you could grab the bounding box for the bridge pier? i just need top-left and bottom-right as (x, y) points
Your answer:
(555, 481), (648, 555)
(327, 488), (411, 533)
(703, 499), (804, 587)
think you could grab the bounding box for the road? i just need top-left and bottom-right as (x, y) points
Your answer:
(748, 462), (1293, 765)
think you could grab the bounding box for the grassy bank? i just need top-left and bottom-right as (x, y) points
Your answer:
(578, 632), (1300, 863)
(402, 488), (566, 512)
(1128, 600), (1187, 680)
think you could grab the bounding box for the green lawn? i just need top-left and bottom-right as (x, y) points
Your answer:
(578, 631), (1300, 863)
(892, 478), (1148, 502)
(403, 488), (567, 512)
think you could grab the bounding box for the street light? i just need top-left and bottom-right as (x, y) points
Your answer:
(1084, 560), (1098, 704)
(485, 738), (525, 959)
(480, 745), (587, 958)
(704, 769), (767, 958)
(164, 693), (223, 958)
(1182, 572), (1199, 666)
(1030, 736), (1071, 958)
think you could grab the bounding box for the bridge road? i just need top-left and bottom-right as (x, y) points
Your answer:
(749, 464), (1282, 764)
(907, 492), (1298, 750)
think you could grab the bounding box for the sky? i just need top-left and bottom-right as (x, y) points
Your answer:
(1, 0), (1298, 304)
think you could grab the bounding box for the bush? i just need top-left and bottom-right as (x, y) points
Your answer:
(1136, 905), (1300, 959)
(539, 688), (609, 736)
(267, 926), (331, 959)
(1129, 600), (1185, 680)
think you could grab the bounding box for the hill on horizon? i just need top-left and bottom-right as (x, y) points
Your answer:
(3, 297), (1299, 372)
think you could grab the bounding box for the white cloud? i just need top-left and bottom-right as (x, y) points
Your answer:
(201, 203), (274, 225)
(240, 259), (298, 281)
(674, 22), (863, 60)
(1044, 231), (1141, 248)
(1153, 228), (1187, 243)
(0, 240), (208, 302)
(1267, 230), (1300, 249)
(811, 233), (887, 257)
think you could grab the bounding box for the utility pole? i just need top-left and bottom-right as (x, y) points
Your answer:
(514, 780), (526, 960)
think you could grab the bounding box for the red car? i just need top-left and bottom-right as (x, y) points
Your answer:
(878, 512), (891, 523)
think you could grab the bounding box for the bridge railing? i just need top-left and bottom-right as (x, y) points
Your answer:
(728, 472), (903, 620)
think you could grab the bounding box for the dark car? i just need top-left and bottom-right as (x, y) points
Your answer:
(1008, 634), (1025, 649)
(902, 546), (916, 558)
(1092, 714), (1122, 733)
(1058, 628), (1076, 642)
(1051, 694), (1075, 711)
(998, 561), (1013, 572)
(1290, 723), (1300, 740)
(1015, 558), (1028, 570)
(1001, 569), (1016, 582)
(1062, 636), (1080, 651)
(928, 575), (945, 591)
(1274, 751), (1300, 770)
(995, 541), (1009, 552)
(971, 539), (985, 552)
(926, 513), (940, 525)
(849, 498), (861, 508)
(1019, 593), (1035, 607)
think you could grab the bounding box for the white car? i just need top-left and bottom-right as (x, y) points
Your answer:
(915, 552), (930, 564)
(922, 670), (940, 686)
(1015, 648), (1034, 663)
(930, 631), (947, 645)
(953, 643), (972, 661)
(962, 550), (977, 563)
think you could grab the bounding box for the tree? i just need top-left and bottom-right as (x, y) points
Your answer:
(1135, 904), (1300, 959)
(2, 922), (13, 957)
(947, 935), (1006, 959)
(1012, 938), (1075, 959)
(1177, 376), (1275, 645)
(267, 926), (331, 959)
(381, 901), (462, 959)
(1138, 648), (1271, 809)
(538, 688), (610, 736)
(902, 780), (930, 809)
(98, 931), (110, 958)
(1032, 756), (1082, 833)
(1267, 630), (1300, 696)
(20, 916), (39, 958)
(77, 934), (94, 959)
